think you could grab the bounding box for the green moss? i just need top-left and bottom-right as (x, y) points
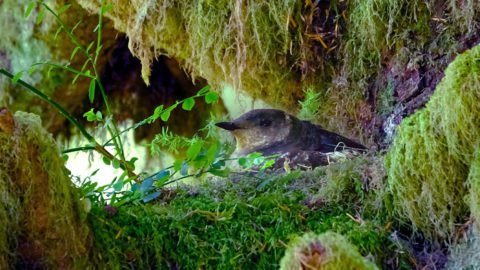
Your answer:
(89, 156), (404, 269)
(385, 45), (480, 241)
(77, 0), (304, 108)
(0, 111), (90, 268)
(279, 232), (379, 270)
(468, 148), (480, 230)
(345, 0), (430, 86)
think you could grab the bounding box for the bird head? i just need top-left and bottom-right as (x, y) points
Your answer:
(215, 109), (294, 155)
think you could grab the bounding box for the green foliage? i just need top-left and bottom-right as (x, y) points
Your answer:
(83, 108), (102, 122)
(280, 232), (378, 270)
(298, 88), (323, 122)
(385, 44), (480, 241)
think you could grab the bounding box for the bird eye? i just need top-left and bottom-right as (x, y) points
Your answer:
(259, 119), (272, 127)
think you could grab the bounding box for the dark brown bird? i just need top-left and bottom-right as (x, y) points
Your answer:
(216, 109), (366, 168)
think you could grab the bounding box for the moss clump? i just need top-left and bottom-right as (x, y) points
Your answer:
(385, 45), (480, 241)
(0, 111), (90, 268)
(279, 232), (379, 270)
(89, 156), (405, 269)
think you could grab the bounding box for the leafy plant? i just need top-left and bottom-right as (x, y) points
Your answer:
(0, 1), (277, 206)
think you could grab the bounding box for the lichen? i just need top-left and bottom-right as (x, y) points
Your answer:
(445, 228), (480, 270)
(279, 231), (379, 270)
(385, 44), (480, 241)
(0, 111), (90, 268)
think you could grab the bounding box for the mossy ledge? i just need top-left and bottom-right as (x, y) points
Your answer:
(0, 118), (406, 269)
(88, 156), (402, 269)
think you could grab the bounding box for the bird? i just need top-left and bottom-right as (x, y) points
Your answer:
(215, 109), (367, 169)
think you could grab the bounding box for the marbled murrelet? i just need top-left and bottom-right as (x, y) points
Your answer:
(216, 109), (366, 169)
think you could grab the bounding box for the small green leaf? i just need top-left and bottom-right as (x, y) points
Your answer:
(187, 140), (204, 160)
(113, 179), (124, 191)
(102, 156), (111, 165)
(70, 46), (80, 61)
(62, 154), (69, 162)
(72, 73), (81, 85)
(128, 157), (138, 169)
(247, 152), (262, 159)
(88, 79), (96, 103)
(260, 159), (276, 170)
(238, 157), (247, 167)
(36, 8), (45, 25)
(57, 4), (71, 14)
(173, 160), (183, 171)
(72, 20), (82, 32)
(205, 92), (219, 104)
(205, 143), (218, 165)
(81, 60), (89, 72)
(95, 45), (103, 56)
(208, 168), (230, 177)
(151, 105), (164, 122)
(27, 66), (36, 75)
(182, 98), (195, 111)
(47, 66), (54, 78)
(83, 109), (97, 122)
(153, 170), (171, 187)
(24, 2), (36, 18)
(86, 41), (95, 53)
(197, 85), (210, 95)
(12, 72), (23, 84)
(112, 159), (120, 169)
(95, 111), (103, 121)
(101, 4), (113, 14)
(54, 26), (63, 40)
(160, 110), (171, 122)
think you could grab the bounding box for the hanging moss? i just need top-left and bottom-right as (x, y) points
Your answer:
(0, 111), (91, 268)
(77, 0), (304, 108)
(279, 232), (379, 270)
(385, 44), (480, 241)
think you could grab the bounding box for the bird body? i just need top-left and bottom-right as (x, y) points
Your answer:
(216, 109), (366, 169)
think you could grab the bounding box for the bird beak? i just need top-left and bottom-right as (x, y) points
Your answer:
(215, 121), (241, 131)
